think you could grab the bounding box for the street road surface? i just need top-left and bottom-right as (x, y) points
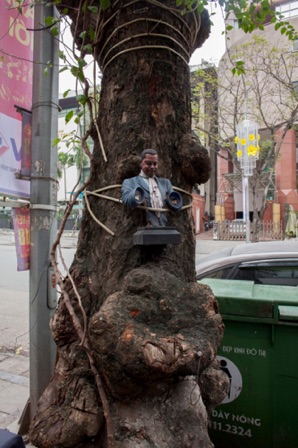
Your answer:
(0, 245), (75, 355)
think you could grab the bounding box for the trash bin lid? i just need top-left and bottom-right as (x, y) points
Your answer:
(200, 278), (298, 321)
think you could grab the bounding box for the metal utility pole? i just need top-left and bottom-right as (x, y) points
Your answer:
(236, 119), (259, 245)
(29, 2), (59, 418)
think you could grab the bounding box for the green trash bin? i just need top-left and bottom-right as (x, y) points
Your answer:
(200, 278), (298, 448)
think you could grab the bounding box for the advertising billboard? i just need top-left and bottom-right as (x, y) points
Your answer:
(0, 0), (34, 199)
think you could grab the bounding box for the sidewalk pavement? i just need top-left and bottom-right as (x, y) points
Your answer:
(0, 229), (242, 446)
(0, 352), (32, 446)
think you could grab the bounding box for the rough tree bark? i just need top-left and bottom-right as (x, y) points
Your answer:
(29, 1), (228, 447)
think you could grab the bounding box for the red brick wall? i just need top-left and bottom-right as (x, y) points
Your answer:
(275, 128), (296, 190)
(263, 201), (273, 221)
(275, 128), (298, 222)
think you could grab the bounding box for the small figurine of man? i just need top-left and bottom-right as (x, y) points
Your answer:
(121, 149), (182, 227)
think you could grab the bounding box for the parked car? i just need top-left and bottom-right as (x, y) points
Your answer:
(196, 240), (298, 287)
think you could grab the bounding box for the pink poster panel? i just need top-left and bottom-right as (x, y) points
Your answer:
(12, 207), (30, 271)
(0, 1), (34, 119)
(0, 1), (33, 198)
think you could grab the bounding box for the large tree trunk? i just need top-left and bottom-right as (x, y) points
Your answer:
(30, 2), (228, 447)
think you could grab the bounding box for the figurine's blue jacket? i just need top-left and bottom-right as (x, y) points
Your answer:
(121, 175), (181, 227)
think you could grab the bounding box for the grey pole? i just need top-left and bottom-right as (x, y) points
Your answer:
(245, 176), (251, 243)
(29, 2), (59, 418)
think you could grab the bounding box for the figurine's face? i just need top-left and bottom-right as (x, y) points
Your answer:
(140, 154), (158, 178)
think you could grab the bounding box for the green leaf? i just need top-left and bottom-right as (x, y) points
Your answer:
(79, 31), (87, 40)
(63, 89), (71, 98)
(65, 110), (74, 124)
(77, 94), (87, 106)
(88, 6), (98, 13)
(51, 26), (59, 37)
(83, 44), (93, 54)
(100, 0), (111, 10)
(197, 3), (204, 14)
(52, 138), (61, 147)
(45, 16), (55, 27)
(70, 66), (79, 77)
(59, 66), (68, 74)
(58, 49), (67, 61)
(89, 27), (95, 41)
(70, 66), (85, 82)
(77, 58), (87, 68)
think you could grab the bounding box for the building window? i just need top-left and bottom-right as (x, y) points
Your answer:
(292, 81), (298, 97)
(233, 19), (239, 29)
(276, 1), (298, 19)
(293, 39), (298, 52)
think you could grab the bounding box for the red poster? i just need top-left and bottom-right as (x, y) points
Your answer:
(20, 109), (32, 176)
(12, 207), (30, 271)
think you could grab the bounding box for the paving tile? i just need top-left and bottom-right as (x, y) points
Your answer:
(0, 412), (18, 429)
(0, 355), (29, 376)
(0, 354), (9, 362)
(0, 378), (11, 393)
(0, 371), (29, 387)
(0, 382), (28, 415)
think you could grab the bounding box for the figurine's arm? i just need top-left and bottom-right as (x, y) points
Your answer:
(163, 179), (183, 212)
(121, 178), (145, 209)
